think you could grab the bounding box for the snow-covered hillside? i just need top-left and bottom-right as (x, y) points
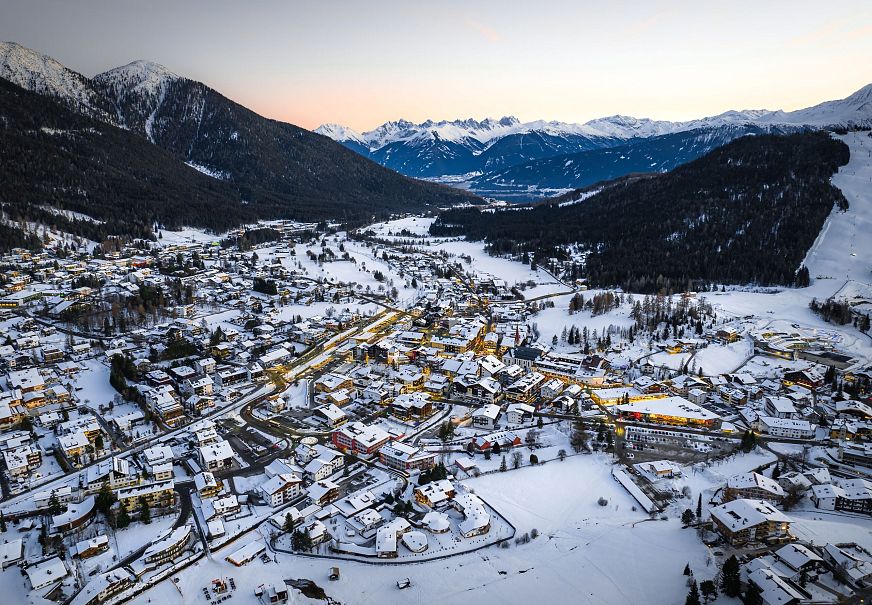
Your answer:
(0, 41), (114, 122)
(760, 84), (872, 129)
(93, 60), (179, 138)
(803, 131), (872, 284)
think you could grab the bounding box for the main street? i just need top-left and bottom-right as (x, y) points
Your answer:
(240, 309), (403, 443)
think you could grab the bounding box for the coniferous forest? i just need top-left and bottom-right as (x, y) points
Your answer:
(0, 77), (479, 250)
(431, 132), (850, 292)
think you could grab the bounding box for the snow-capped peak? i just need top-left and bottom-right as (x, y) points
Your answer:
(346, 116), (533, 149)
(0, 41), (113, 121)
(758, 83), (872, 128)
(92, 60), (182, 140)
(93, 60), (179, 99)
(314, 123), (366, 144)
(317, 83), (872, 153)
(580, 115), (684, 138)
(844, 83), (872, 107)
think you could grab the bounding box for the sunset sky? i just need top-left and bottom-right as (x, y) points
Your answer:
(2, 0), (871, 131)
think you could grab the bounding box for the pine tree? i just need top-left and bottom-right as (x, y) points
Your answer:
(795, 265), (810, 287)
(116, 502), (131, 528)
(139, 496), (151, 524)
(283, 513), (296, 533)
(292, 529), (313, 552)
(699, 580), (717, 604)
(740, 430), (757, 453)
(48, 493), (62, 516)
(772, 462), (781, 480)
(499, 455), (507, 472)
(685, 579), (700, 605)
(721, 555), (741, 597)
(438, 421), (455, 444)
(96, 482), (116, 515)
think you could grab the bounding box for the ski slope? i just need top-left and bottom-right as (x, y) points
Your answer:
(708, 131), (872, 368)
(803, 131), (872, 286)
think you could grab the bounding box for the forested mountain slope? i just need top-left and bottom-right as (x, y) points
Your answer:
(0, 77), (254, 241)
(0, 42), (480, 250)
(93, 62), (480, 220)
(467, 125), (797, 196)
(431, 132), (851, 292)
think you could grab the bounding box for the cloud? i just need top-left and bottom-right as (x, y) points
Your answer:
(465, 19), (501, 43)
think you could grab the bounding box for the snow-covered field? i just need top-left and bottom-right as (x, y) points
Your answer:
(129, 455), (717, 605)
(689, 340), (753, 376)
(159, 227), (222, 246)
(366, 216), (438, 238)
(71, 357), (117, 408)
(430, 238), (562, 292)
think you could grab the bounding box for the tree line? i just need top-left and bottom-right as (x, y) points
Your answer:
(430, 132), (850, 293)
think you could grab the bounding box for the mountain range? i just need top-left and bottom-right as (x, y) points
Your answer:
(0, 41), (479, 246)
(317, 85), (872, 198)
(1, 38), (870, 250)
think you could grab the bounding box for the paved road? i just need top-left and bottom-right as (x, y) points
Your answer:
(1, 382), (274, 512)
(240, 309), (403, 444)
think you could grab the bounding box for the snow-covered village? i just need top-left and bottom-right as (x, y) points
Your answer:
(0, 126), (866, 605)
(2, 3), (872, 604)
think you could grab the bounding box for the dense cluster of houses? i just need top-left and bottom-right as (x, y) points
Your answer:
(2, 218), (872, 605)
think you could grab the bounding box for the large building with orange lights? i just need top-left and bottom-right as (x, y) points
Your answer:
(616, 396), (722, 430)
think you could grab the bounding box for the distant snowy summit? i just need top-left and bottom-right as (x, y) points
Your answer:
(758, 83), (872, 128)
(317, 84), (872, 152)
(314, 84), (872, 182)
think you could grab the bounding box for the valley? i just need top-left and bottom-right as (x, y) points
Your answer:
(0, 135), (870, 603)
(0, 14), (871, 605)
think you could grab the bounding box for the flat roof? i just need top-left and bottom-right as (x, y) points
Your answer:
(617, 396), (721, 421)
